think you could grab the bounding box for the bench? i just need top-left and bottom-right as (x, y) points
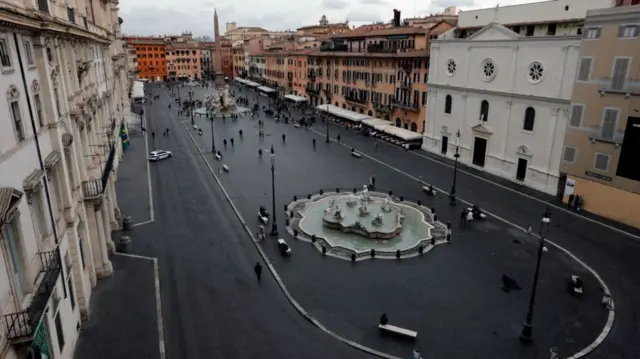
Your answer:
(222, 164), (230, 172)
(215, 154), (222, 161)
(571, 275), (583, 295)
(378, 324), (417, 339)
(351, 152), (362, 158)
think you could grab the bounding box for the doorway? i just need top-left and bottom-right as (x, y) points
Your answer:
(441, 136), (448, 155)
(472, 137), (487, 167)
(516, 158), (528, 181)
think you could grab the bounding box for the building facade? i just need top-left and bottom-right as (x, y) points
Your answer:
(123, 37), (167, 81)
(165, 46), (201, 80)
(297, 15), (350, 37)
(200, 47), (212, 81)
(225, 26), (269, 42)
(425, 23), (580, 195)
(0, 0), (128, 358)
(560, 4), (640, 228)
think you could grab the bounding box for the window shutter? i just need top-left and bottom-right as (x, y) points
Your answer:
(570, 105), (583, 127)
(578, 58), (591, 81)
(601, 109), (617, 140)
(618, 25), (626, 37)
(595, 154), (609, 171)
(611, 58), (629, 90)
(596, 28), (602, 38)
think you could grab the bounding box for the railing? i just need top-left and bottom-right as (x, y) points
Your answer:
(4, 251), (61, 341)
(37, 0), (49, 13)
(367, 44), (394, 53)
(393, 101), (420, 111)
(82, 144), (115, 199)
(598, 80), (640, 95)
(306, 87), (320, 95)
(399, 81), (412, 90)
(373, 102), (391, 112)
(345, 96), (367, 104)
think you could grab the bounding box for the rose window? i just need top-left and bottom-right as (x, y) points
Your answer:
(481, 59), (496, 81)
(528, 62), (544, 83)
(446, 59), (456, 76)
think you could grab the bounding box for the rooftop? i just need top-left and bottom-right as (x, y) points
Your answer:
(309, 49), (429, 58)
(332, 26), (425, 39)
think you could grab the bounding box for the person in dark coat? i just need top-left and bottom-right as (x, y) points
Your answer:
(254, 262), (263, 283)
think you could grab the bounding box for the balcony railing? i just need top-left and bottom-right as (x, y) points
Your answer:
(4, 250), (61, 341)
(373, 102), (391, 112)
(37, 0), (49, 13)
(306, 87), (320, 95)
(399, 81), (412, 90)
(82, 144), (115, 199)
(598, 78), (640, 96)
(393, 101), (420, 112)
(345, 96), (367, 105)
(367, 44), (394, 53)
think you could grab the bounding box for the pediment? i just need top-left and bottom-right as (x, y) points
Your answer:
(471, 123), (493, 135)
(467, 22), (520, 41)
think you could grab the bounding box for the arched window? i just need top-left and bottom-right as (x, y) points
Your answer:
(444, 94), (452, 114)
(359, 108), (364, 114)
(480, 100), (489, 122)
(410, 122), (417, 132)
(368, 110), (373, 116)
(523, 107), (535, 131)
(395, 118), (401, 127)
(351, 106), (356, 112)
(342, 103), (346, 109)
(335, 101), (338, 106)
(385, 114), (390, 121)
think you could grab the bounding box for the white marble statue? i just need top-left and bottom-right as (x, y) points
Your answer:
(333, 207), (343, 220)
(381, 198), (392, 212)
(329, 199), (335, 208)
(205, 84), (237, 114)
(372, 213), (383, 226)
(346, 194), (358, 207)
(360, 185), (369, 203)
(358, 202), (369, 216)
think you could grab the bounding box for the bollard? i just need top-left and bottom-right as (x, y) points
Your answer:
(370, 249), (376, 258)
(119, 236), (132, 253)
(395, 249), (401, 259)
(122, 216), (133, 231)
(351, 253), (356, 262)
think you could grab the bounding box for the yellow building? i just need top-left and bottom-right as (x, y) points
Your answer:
(297, 15), (350, 37)
(305, 21), (454, 133)
(560, 4), (640, 228)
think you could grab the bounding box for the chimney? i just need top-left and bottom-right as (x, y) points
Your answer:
(393, 9), (401, 27)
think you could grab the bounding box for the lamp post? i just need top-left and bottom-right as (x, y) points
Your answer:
(449, 130), (461, 205)
(269, 145), (279, 236)
(324, 89), (331, 143)
(519, 207), (552, 343)
(209, 113), (216, 153)
(188, 90), (194, 126)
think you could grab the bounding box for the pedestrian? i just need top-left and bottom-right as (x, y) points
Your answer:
(254, 262), (262, 283)
(337, 134), (341, 142)
(223, 139), (227, 147)
(239, 129), (243, 137)
(466, 209), (474, 227)
(371, 175), (376, 189)
(166, 128), (170, 136)
(374, 142), (378, 152)
(258, 148), (263, 158)
(460, 209), (468, 227)
(312, 138), (316, 147)
(152, 132), (155, 140)
(230, 138), (234, 146)
(282, 134), (286, 143)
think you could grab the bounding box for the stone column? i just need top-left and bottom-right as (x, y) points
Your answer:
(66, 223), (91, 321)
(107, 179), (120, 227)
(101, 198), (116, 255)
(89, 202), (113, 278)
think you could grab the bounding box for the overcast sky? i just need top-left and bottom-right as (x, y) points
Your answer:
(120, 0), (542, 37)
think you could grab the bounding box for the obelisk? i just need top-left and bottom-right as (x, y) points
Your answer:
(213, 9), (225, 88)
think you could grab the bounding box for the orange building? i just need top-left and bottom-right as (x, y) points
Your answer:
(124, 37), (167, 81)
(305, 19), (454, 133)
(232, 44), (246, 77)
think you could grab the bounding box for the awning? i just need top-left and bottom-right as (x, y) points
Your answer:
(44, 151), (61, 169)
(0, 187), (23, 226)
(245, 81), (261, 87)
(316, 104), (372, 123)
(235, 78), (247, 84)
(23, 169), (44, 191)
(361, 118), (393, 131)
(284, 94), (308, 102)
(382, 126), (423, 141)
(258, 86), (276, 93)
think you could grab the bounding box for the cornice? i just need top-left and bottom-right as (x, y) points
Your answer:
(428, 83), (571, 106)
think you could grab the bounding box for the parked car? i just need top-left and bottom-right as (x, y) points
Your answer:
(148, 150), (172, 162)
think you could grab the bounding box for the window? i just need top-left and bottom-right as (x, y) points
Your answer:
(444, 95), (452, 114)
(577, 57), (592, 81)
(480, 100), (489, 122)
(563, 146), (576, 163)
(523, 107), (535, 131)
(32, 186), (49, 238)
(23, 40), (34, 66)
(618, 25), (638, 38)
(68, 276), (76, 310)
(585, 27), (601, 39)
(594, 153), (610, 171)
(10, 101), (25, 141)
(4, 218), (26, 298)
(34, 94), (44, 128)
(569, 104), (584, 127)
(526, 25), (535, 36)
(54, 312), (65, 351)
(601, 108), (618, 140)
(0, 38), (12, 68)
(53, 87), (61, 116)
(547, 23), (557, 35)
(422, 91), (427, 106)
(611, 58), (630, 90)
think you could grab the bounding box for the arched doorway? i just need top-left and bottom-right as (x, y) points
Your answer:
(404, 123), (408, 129)
(384, 114), (390, 121)
(335, 101), (339, 106)
(342, 103), (346, 109)
(351, 106), (356, 112)
(395, 118), (401, 127)
(320, 98), (324, 105)
(368, 110), (373, 116)
(410, 122), (417, 132)
(359, 108), (364, 114)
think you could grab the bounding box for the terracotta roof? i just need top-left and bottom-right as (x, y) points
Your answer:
(297, 23), (349, 31)
(457, 18), (584, 30)
(309, 49), (429, 58)
(233, 26), (268, 32)
(332, 26), (425, 39)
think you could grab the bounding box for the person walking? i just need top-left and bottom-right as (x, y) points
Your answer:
(282, 133), (286, 143)
(152, 132), (155, 141)
(374, 142), (378, 152)
(254, 262), (263, 283)
(337, 134), (341, 143)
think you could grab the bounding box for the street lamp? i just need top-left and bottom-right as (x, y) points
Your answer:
(189, 90), (194, 126)
(209, 113), (216, 153)
(519, 207), (552, 343)
(324, 89), (331, 143)
(269, 145), (279, 237)
(449, 130), (461, 205)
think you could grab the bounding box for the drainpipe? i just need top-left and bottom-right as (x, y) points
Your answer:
(13, 33), (66, 293)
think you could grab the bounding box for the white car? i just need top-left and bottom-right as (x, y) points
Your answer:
(148, 150), (172, 162)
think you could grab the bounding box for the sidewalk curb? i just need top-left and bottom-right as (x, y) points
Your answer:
(174, 104), (402, 359)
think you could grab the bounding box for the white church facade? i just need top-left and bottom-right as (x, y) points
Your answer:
(424, 23), (581, 195)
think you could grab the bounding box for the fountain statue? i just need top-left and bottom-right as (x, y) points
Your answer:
(358, 201), (370, 216)
(360, 185), (370, 203)
(204, 86), (237, 114)
(381, 198), (392, 213)
(372, 213), (383, 227)
(346, 194), (358, 207)
(333, 207), (343, 220)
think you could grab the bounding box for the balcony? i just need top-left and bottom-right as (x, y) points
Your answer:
(373, 102), (391, 112)
(598, 78), (640, 96)
(82, 144), (115, 199)
(586, 125), (624, 145)
(399, 81), (412, 90)
(392, 101), (420, 112)
(345, 95), (367, 105)
(4, 250), (61, 342)
(306, 87), (320, 96)
(367, 44), (394, 53)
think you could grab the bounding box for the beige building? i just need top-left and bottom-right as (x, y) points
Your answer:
(561, 3), (640, 228)
(297, 15), (350, 37)
(225, 26), (269, 42)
